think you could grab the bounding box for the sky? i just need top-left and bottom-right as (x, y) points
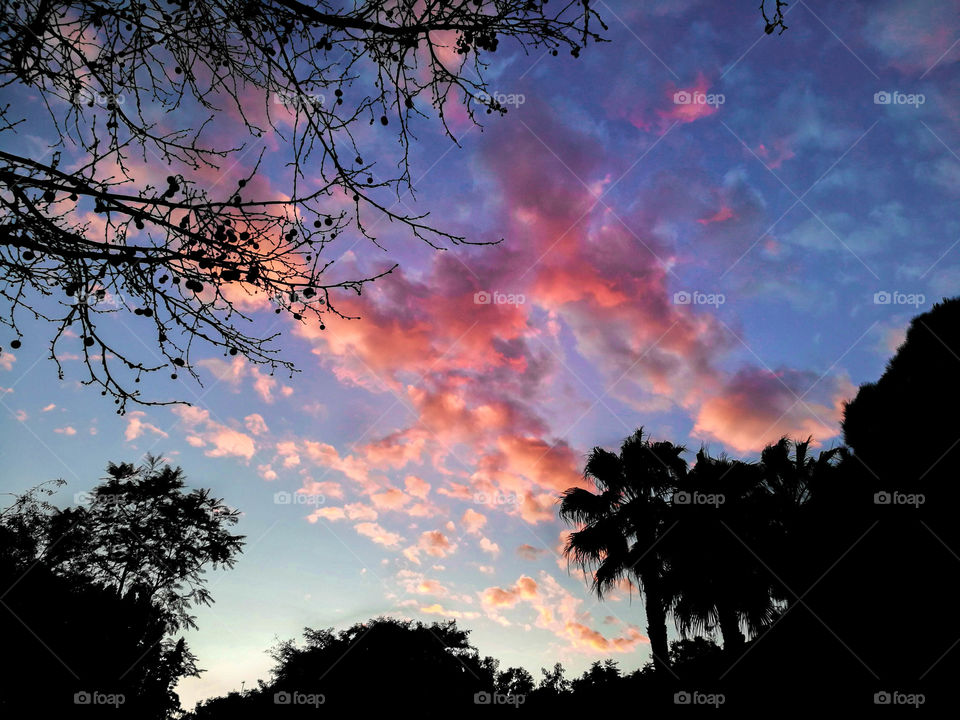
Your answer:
(2, 0), (959, 708)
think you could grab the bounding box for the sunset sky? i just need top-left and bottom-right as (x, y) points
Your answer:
(2, 0), (959, 707)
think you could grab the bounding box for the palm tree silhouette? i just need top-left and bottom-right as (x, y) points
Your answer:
(664, 449), (776, 655)
(559, 429), (686, 673)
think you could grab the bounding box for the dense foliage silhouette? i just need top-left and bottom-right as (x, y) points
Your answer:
(0, 458), (244, 717)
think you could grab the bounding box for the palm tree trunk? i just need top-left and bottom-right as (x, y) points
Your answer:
(717, 603), (745, 655)
(643, 574), (670, 672)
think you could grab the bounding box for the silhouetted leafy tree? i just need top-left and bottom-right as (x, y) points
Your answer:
(569, 659), (621, 695)
(719, 298), (960, 710)
(667, 636), (723, 668)
(537, 662), (570, 695)
(0, 458), (243, 718)
(186, 617), (499, 717)
(31, 454), (244, 630)
(495, 665), (535, 697)
(665, 450), (776, 655)
(559, 429), (687, 673)
(0, 0), (607, 408)
(756, 436), (845, 596)
(185, 622), (735, 715)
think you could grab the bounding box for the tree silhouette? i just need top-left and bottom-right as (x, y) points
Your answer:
(537, 662), (570, 696)
(186, 616), (500, 716)
(31, 455), (244, 630)
(559, 429), (686, 673)
(0, 0), (607, 408)
(0, 458), (243, 717)
(664, 450), (776, 655)
(560, 431), (850, 676)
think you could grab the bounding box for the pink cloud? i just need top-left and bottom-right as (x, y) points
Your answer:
(172, 406), (256, 460)
(693, 367), (855, 453)
(479, 536), (501, 557)
(696, 205), (734, 225)
(418, 530), (457, 558)
(863, 1), (960, 73)
(354, 522), (403, 548)
(419, 603), (481, 621)
(370, 487), (413, 511)
(244, 413), (269, 435)
(124, 411), (169, 441)
(478, 571), (647, 653)
(461, 508), (487, 535)
(405, 475), (431, 499)
(481, 576), (540, 610)
(659, 74), (722, 124)
(516, 544), (548, 561)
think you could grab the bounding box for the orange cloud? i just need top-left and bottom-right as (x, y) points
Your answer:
(124, 411), (169, 441)
(461, 508), (487, 535)
(516, 544), (547, 561)
(172, 406), (256, 460)
(354, 522), (403, 548)
(693, 367), (854, 453)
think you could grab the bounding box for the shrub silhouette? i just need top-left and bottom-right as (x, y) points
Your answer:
(0, 458), (243, 718)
